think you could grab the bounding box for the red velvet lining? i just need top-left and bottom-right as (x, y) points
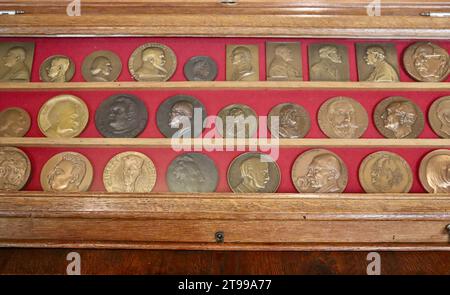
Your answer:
(0, 37), (449, 193)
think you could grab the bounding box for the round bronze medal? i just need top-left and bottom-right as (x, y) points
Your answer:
(227, 152), (281, 193)
(41, 152), (93, 193)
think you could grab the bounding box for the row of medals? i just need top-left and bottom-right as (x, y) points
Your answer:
(1, 94), (450, 139)
(1, 146), (448, 194)
(0, 41), (448, 83)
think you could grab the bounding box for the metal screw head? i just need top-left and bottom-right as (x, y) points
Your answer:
(215, 231), (225, 243)
(446, 224), (450, 233)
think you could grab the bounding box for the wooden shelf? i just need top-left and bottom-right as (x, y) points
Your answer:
(0, 14), (449, 39)
(1, 137), (450, 148)
(0, 81), (449, 91)
(0, 192), (449, 251)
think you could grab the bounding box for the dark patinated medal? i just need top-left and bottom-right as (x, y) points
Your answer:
(95, 94), (148, 138)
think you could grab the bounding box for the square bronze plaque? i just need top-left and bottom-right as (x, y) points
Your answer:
(356, 43), (400, 82)
(308, 43), (350, 81)
(0, 42), (35, 83)
(226, 44), (259, 81)
(266, 42), (302, 81)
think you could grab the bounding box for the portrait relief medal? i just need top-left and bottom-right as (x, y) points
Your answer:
(419, 149), (450, 193)
(38, 94), (89, 138)
(359, 151), (412, 193)
(39, 55), (75, 82)
(0, 42), (35, 83)
(41, 152), (93, 193)
(129, 43), (177, 82)
(227, 152), (281, 193)
(0, 147), (31, 191)
(103, 152), (157, 193)
(292, 149), (348, 193)
(403, 42), (449, 82)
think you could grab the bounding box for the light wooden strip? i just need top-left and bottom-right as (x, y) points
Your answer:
(0, 15), (449, 39)
(0, 81), (449, 91)
(0, 137), (450, 148)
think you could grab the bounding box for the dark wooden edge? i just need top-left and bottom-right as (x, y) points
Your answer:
(1, 241), (450, 252)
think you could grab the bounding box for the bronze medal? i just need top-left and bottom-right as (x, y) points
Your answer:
(267, 103), (310, 138)
(292, 149), (348, 193)
(39, 55), (75, 82)
(0, 42), (35, 83)
(217, 104), (257, 138)
(0, 107), (31, 137)
(356, 43), (400, 82)
(266, 42), (302, 81)
(226, 44), (259, 81)
(82, 50), (122, 82)
(403, 42), (449, 82)
(429, 96), (450, 138)
(318, 97), (368, 139)
(419, 149), (450, 193)
(373, 96), (424, 139)
(227, 152), (281, 193)
(38, 94), (89, 138)
(308, 43), (350, 81)
(103, 151), (157, 193)
(359, 151), (412, 193)
(129, 43), (177, 82)
(41, 152), (93, 192)
(0, 147), (31, 191)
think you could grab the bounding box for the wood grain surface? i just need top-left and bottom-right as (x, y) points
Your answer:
(0, 249), (449, 274)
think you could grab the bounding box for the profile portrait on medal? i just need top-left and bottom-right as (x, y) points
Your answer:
(103, 152), (156, 193)
(294, 152), (345, 193)
(0, 148), (30, 191)
(42, 102), (81, 136)
(0, 108), (31, 137)
(47, 153), (87, 192)
(90, 56), (113, 81)
(82, 50), (122, 82)
(0, 42), (34, 82)
(129, 43), (177, 82)
(39, 96), (88, 138)
(119, 154), (145, 193)
(268, 103), (310, 139)
(436, 99), (450, 136)
(429, 96), (450, 138)
(309, 44), (350, 81)
(370, 155), (403, 192)
(226, 107), (246, 137)
(266, 42), (301, 81)
(382, 100), (418, 138)
(407, 42), (449, 82)
(218, 104), (257, 138)
(183, 56), (218, 81)
(168, 100), (194, 137)
(40, 55), (75, 83)
(192, 59), (210, 80)
(171, 155), (206, 192)
(356, 43), (399, 82)
(424, 153), (450, 193)
(226, 45), (259, 81)
(136, 47), (167, 80)
(279, 104), (303, 138)
(96, 94), (147, 138)
(234, 157), (270, 193)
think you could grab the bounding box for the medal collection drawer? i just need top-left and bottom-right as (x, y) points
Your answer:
(0, 36), (449, 250)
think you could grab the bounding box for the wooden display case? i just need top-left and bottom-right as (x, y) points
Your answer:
(0, 0), (449, 253)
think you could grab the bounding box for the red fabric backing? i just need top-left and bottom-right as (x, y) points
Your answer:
(0, 37), (449, 193)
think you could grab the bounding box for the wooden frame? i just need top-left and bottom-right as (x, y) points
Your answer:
(0, 0), (449, 251)
(0, 192), (449, 251)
